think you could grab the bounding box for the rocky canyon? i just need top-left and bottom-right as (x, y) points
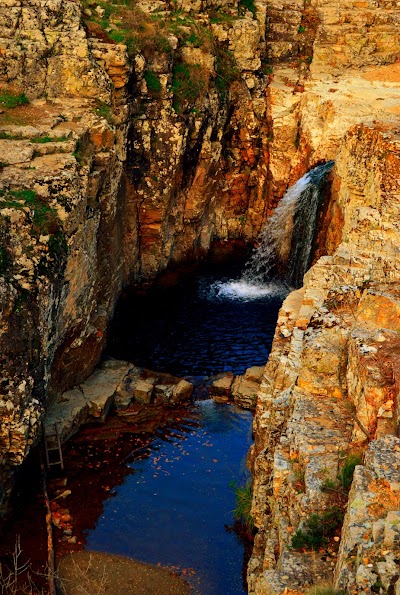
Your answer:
(0, 0), (399, 593)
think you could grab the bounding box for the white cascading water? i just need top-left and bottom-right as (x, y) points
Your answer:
(212, 161), (334, 301)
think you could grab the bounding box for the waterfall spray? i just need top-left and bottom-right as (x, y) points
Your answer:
(212, 161), (334, 300)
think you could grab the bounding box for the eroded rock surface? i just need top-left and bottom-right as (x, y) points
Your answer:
(248, 127), (400, 594)
(0, 1), (400, 590)
(0, 0), (271, 512)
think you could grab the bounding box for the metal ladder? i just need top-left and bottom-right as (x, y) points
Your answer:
(42, 421), (64, 471)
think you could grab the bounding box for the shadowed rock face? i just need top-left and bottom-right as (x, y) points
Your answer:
(0, 0), (272, 513)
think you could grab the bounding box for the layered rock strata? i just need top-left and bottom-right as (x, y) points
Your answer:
(0, 0), (272, 512)
(248, 126), (400, 593)
(247, 2), (400, 592)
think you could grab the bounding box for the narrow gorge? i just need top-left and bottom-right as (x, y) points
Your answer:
(0, 0), (399, 593)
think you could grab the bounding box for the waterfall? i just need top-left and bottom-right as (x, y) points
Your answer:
(212, 161), (334, 300)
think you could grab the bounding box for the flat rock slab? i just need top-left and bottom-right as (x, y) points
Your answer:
(44, 359), (194, 443)
(0, 139), (34, 164)
(44, 360), (131, 442)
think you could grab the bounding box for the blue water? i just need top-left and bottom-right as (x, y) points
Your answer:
(85, 266), (285, 593)
(106, 267), (285, 377)
(86, 401), (253, 594)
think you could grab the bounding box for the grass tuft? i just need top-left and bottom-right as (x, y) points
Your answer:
(171, 63), (209, 113)
(291, 506), (344, 550)
(231, 480), (254, 530)
(0, 90), (29, 109)
(30, 136), (69, 144)
(144, 70), (162, 94)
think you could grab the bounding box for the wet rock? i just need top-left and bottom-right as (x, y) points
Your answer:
(44, 360), (131, 442)
(231, 376), (260, 410)
(153, 384), (173, 404)
(132, 379), (154, 405)
(210, 373), (234, 402)
(114, 366), (142, 410)
(171, 379), (194, 404)
(44, 359), (194, 443)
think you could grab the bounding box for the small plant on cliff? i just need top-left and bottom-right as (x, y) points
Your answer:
(93, 101), (113, 125)
(144, 70), (162, 95)
(0, 90), (29, 109)
(337, 453), (361, 491)
(321, 453), (361, 494)
(215, 47), (239, 99)
(209, 10), (236, 25)
(0, 188), (61, 237)
(171, 63), (209, 113)
(291, 506), (344, 550)
(231, 480), (254, 530)
(30, 135), (69, 143)
(239, 0), (256, 16)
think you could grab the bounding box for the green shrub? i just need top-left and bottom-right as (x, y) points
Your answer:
(321, 453), (361, 494)
(239, 0), (256, 16)
(215, 48), (239, 98)
(0, 91), (29, 109)
(337, 453), (361, 491)
(291, 507), (344, 550)
(231, 480), (254, 530)
(144, 70), (162, 94)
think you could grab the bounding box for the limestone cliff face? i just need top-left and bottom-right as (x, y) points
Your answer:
(248, 1), (400, 592)
(0, 0), (273, 512)
(263, 0), (400, 204)
(248, 126), (400, 593)
(0, 2), (136, 511)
